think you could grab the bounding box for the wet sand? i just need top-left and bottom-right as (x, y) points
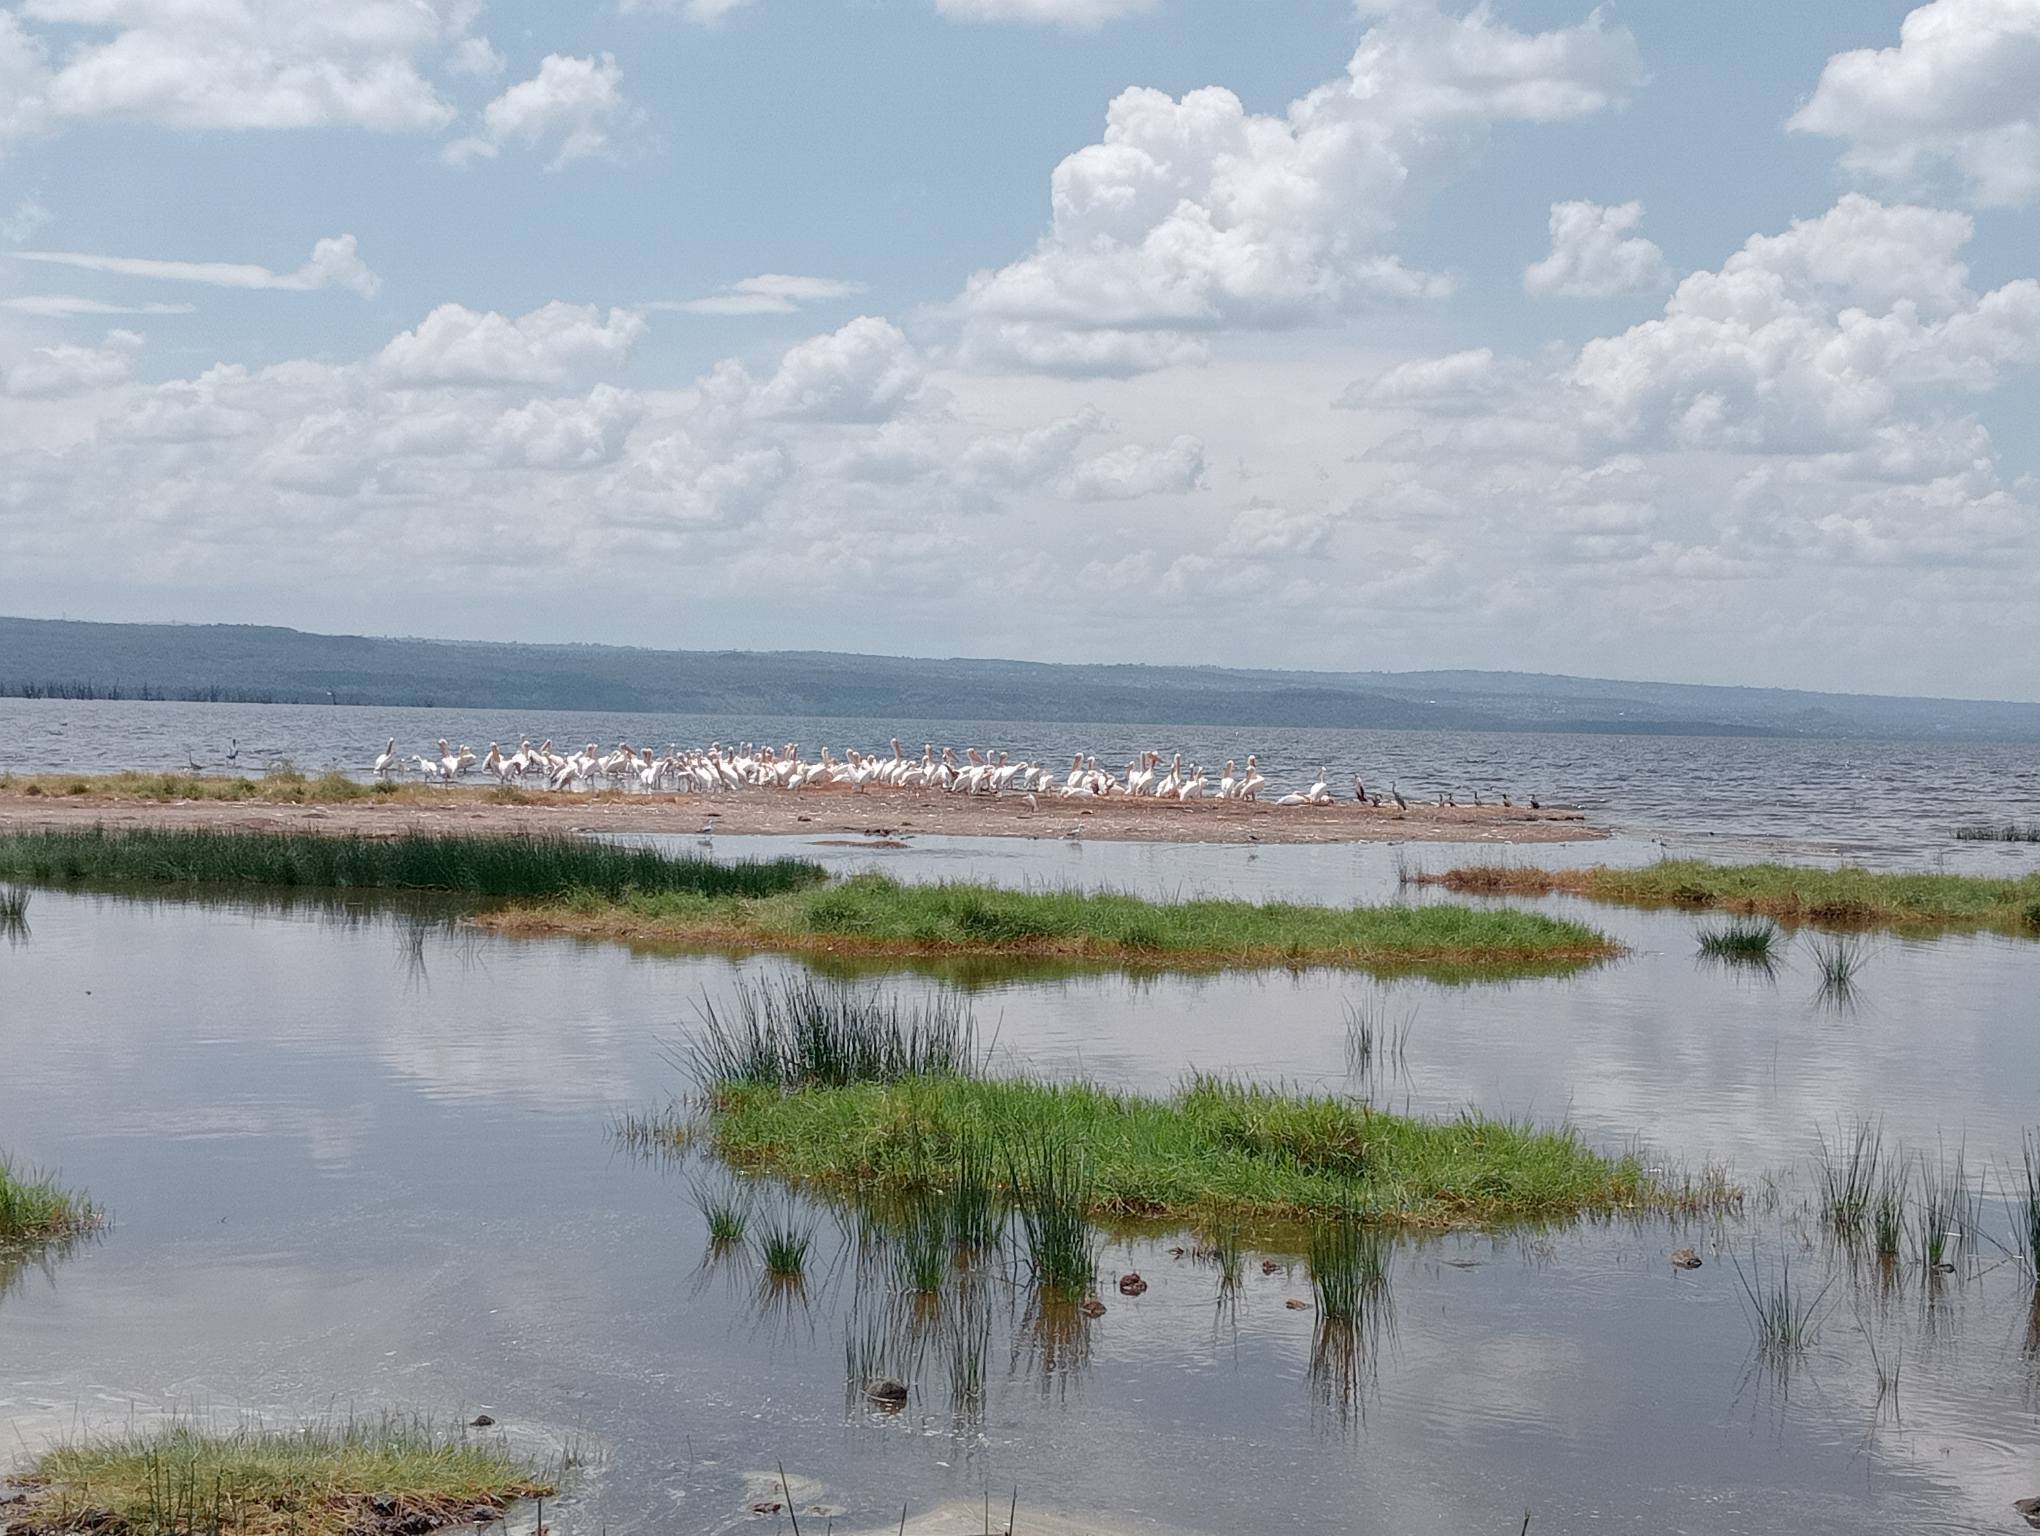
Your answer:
(0, 782), (1600, 846)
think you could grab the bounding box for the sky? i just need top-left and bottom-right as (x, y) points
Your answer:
(2, 0), (2038, 698)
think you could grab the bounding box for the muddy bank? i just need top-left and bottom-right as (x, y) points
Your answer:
(0, 781), (1599, 846)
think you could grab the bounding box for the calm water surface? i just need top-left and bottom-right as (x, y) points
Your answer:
(3, 837), (2038, 1534)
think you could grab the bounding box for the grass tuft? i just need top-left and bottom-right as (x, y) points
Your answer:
(5, 1415), (554, 1536)
(1915, 1147), (1973, 1272)
(757, 1207), (816, 1280)
(1805, 933), (1867, 1005)
(1730, 1244), (1831, 1358)
(0, 1156), (100, 1245)
(1696, 917), (1779, 964)
(1814, 1119), (1883, 1239)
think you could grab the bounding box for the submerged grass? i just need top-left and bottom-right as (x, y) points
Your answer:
(0, 825), (821, 901)
(6, 1415), (555, 1536)
(702, 1073), (1694, 1228)
(1954, 821), (2040, 843)
(1412, 857), (2040, 936)
(1696, 917), (1780, 964)
(1731, 1245), (1831, 1358)
(1814, 1120), (1883, 1239)
(493, 870), (1620, 977)
(0, 1157), (100, 1245)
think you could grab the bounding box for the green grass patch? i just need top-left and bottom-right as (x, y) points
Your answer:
(699, 1072), (1688, 1228)
(499, 870), (1617, 977)
(1415, 857), (2040, 935)
(5, 1416), (555, 1536)
(0, 826), (822, 902)
(0, 1157), (100, 1246)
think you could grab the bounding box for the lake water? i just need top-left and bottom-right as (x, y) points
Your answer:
(4, 832), (2038, 1534)
(5, 695), (2040, 866)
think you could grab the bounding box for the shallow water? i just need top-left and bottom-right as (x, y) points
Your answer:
(8, 695), (2040, 866)
(4, 839), (2038, 1533)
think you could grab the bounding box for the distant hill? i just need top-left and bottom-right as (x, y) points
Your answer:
(5, 615), (2040, 741)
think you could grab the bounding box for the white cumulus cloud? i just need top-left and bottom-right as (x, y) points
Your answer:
(444, 53), (630, 169)
(378, 302), (647, 386)
(1523, 200), (1667, 298)
(0, 0), (458, 144)
(953, 0), (1645, 374)
(1789, 0), (2040, 208)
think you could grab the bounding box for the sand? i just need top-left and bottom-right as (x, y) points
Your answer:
(0, 782), (1600, 847)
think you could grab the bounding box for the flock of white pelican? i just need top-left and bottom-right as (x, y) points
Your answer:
(366, 736), (1522, 810)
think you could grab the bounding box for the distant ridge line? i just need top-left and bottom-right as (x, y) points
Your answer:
(2, 615), (2037, 742)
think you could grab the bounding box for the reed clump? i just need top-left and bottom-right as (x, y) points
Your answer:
(0, 826), (823, 902)
(689, 975), (978, 1091)
(5, 1415), (555, 1536)
(1412, 858), (2040, 935)
(0, 1157), (100, 1245)
(2019, 1131), (2040, 1278)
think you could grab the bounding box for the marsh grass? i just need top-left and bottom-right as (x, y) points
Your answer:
(892, 1200), (951, 1295)
(1308, 1209), (1392, 1324)
(1203, 1209), (1246, 1293)
(1696, 917), (1780, 966)
(689, 975), (979, 1092)
(1006, 1138), (1095, 1301)
(1872, 1164), (1910, 1264)
(1915, 1148), (1974, 1272)
(947, 1128), (1003, 1257)
(945, 1292), (993, 1409)
(514, 870), (1620, 977)
(1805, 933), (1868, 1006)
(0, 885), (28, 921)
(8, 1415), (555, 1536)
(694, 1182), (750, 1250)
(1343, 994), (1415, 1080)
(1814, 1120), (1883, 1239)
(1730, 1245), (1832, 1358)
(1413, 858), (2040, 935)
(0, 1157), (100, 1245)
(0, 826), (822, 901)
(758, 1207), (816, 1280)
(2018, 1131), (2040, 1277)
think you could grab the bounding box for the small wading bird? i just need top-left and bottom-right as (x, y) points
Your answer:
(358, 734), (1531, 812)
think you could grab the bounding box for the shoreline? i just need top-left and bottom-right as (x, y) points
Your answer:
(0, 778), (1602, 847)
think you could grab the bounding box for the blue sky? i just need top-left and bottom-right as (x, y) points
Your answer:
(3, 0), (2038, 697)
